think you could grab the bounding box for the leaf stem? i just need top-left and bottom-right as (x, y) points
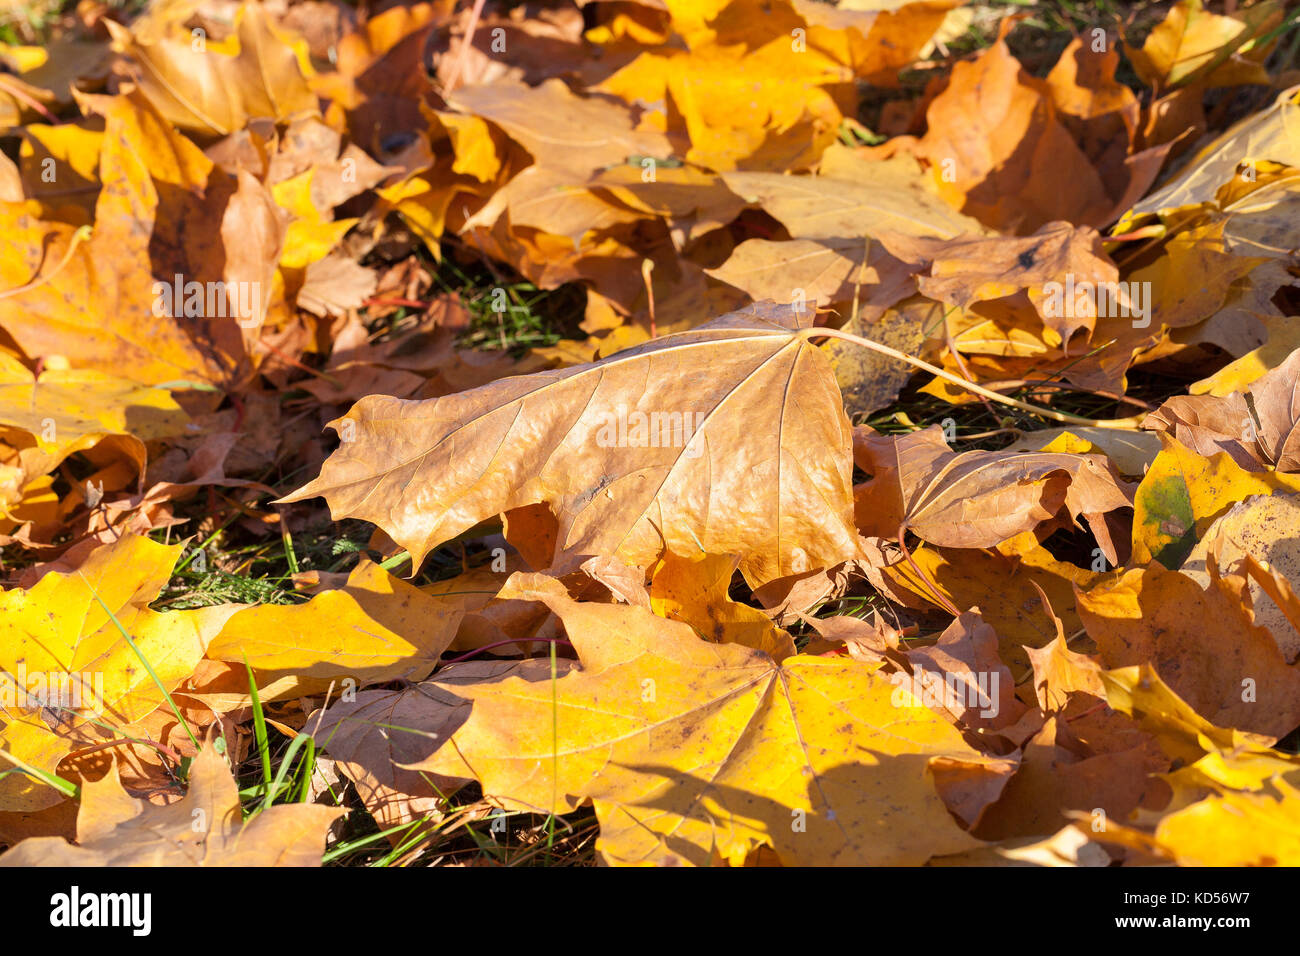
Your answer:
(800, 326), (1143, 430)
(0, 75), (59, 122)
(897, 529), (960, 617)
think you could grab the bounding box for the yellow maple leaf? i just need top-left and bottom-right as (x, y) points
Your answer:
(204, 560), (464, 698)
(408, 573), (992, 866)
(0, 535), (239, 811)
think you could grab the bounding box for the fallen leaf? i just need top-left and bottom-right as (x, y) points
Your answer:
(1130, 435), (1300, 568)
(853, 425), (1133, 549)
(995, 823), (1113, 866)
(897, 608), (1023, 731)
(1152, 779), (1300, 865)
(1077, 563), (1300, 739)
(0, 352), (190, 490)
(879, 533), (1103, 666)
(283, 303), (864, 586)
(1123, 84), (1300, 219)
(310, 660), (561, 828)
(1125, 0), (1282, 91)
(971, 716), (1160, 841)
(911, 29), (1126, 231)
(1182, 493), (1300, 662)
(648, 552), (795, 660)
(407, 572), (993, 866)
(876, 220), (1122, 348)
(721, 154), (981, 242)
(0, 742), (340, 865)
(1145, 346), (1300, 472)
(1000, 427), (1161, 477)
(205, 560), (463, 697)
(0, 92), (247, 386)
(107, 2), (318, 136)
(0, 535), (238, 811)
(1025, 634), (1105, 712)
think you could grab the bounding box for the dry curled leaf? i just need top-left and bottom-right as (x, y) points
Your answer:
(107, 3), (318, 136)
(853, 425), (1133, 550)
(1145, 346), (1300, 473)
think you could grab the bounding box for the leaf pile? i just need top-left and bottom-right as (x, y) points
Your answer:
(1, 0), (1300, 867)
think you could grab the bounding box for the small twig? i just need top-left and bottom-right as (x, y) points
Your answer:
(257, 338), (345, 387)
(444, 0), (490, 94)
(849, 237), (869, 327)
(0, 74), (59, 122)
(979, 379), (1155, 412)
(1065, 700), (1108, 722)
(642, 259), (657, 338)
(69, 737), (183, 764)
(1104, 225), (1165, 243)
(363, 297), (431, 310)
(952, 427), (1020, 441)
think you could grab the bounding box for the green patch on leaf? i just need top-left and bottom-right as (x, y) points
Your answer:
(1135, 473), (1198, 570)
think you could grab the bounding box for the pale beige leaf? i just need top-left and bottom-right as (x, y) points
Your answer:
(283, 304), (863, 586)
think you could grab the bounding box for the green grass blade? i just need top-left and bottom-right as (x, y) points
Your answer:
(85, 579), (201, 750)
(323, 819), (423, 863)
(0, 747), (79, 799)
(245, 656), (273, 796)
(259, 732), (311, 814)
(293, 737), (316, 803)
